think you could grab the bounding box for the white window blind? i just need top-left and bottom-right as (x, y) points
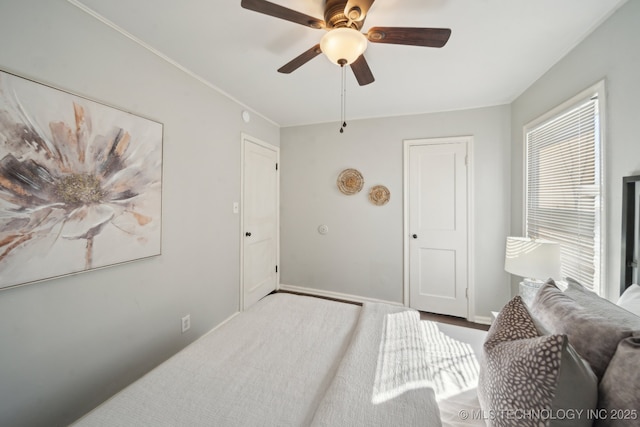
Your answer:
(525, 91), (603, 293)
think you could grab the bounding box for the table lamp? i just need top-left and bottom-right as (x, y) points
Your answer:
(504, 237), (562, 306)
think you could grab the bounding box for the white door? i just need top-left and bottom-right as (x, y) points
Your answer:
(242, 135), (279, 310)
(406, 138), (470, 318)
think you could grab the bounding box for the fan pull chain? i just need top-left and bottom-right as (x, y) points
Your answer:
(339, 60), (347, 133)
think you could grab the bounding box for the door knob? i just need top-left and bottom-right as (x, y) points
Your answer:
(245, 232), (252, 237)
(412, 234), (418, 239)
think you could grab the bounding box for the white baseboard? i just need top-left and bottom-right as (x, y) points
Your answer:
(202, 311), (241, 337)
(279, 284), (493, 325)
(473, 315), (492, 326)
(278, 283), (404, 307)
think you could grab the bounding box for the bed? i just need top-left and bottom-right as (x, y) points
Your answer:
(73, 293), (483, 426)
(73, 278), (640, 426)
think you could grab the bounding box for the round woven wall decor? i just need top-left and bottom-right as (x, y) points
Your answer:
(369, 185), (390, 206)
(337, 168), (364, 195)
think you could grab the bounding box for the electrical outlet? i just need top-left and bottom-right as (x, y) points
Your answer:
(181, 314), (191, 333)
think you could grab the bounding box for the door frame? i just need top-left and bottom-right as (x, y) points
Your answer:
(240, 133), (280, 311)
(402, 136), (475, 321)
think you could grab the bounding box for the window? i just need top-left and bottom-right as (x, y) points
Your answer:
(524, 82), (604, 294)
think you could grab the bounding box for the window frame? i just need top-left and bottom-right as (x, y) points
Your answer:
(522, 80), (606, 295)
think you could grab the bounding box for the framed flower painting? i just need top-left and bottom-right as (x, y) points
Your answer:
(0, 70), (163, 290)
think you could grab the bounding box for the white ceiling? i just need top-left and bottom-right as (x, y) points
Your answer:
(71, 0), (627, 127)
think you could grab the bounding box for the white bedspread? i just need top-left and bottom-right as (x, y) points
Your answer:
(372, 311), (479, 404)
(73, 294), (476, 426)
(310, 303), (442, 427)
(74, 294), (360, 426)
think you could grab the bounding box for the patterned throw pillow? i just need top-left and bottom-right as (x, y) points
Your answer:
(532, 280), (634, 378)
(478, 296), (597, 427)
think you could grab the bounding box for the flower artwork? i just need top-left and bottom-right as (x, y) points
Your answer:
(0, 70), (162, 290)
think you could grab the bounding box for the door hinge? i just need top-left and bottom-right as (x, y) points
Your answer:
(275, 265), (278, 273)
(464, 155), (468, 166)
(275, 163), (278, 171)
(465, 288), (468, 298)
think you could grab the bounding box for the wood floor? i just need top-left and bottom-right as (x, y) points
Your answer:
(276, 290), (490, 331)
(419, 311), (489, 331)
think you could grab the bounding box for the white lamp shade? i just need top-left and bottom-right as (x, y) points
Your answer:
(504, 237), (562, 281)
(320, 28), (368, 65)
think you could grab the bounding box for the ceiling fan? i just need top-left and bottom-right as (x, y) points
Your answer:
(241, 0), (452, 86)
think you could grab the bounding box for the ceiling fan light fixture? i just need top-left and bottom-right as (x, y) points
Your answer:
(320, 28), (368, 66)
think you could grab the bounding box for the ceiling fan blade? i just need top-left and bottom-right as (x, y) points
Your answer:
(367, 27), (451, 47)
(350, 55), (375, 86)
(241, 0), (325, 29)
(344, 0), (375, 22)
(278, 44), (322, 74)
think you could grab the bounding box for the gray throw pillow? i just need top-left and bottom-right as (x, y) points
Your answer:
(596, 336), (640, 427)
(564, 278), (640, 329)
(478, 296), (597, 427)
(532, 280), (633, 378)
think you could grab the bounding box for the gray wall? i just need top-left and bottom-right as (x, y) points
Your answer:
(2, 0), (638, 425)
(280, 105), (512, 320)
(510, 0), (640, 299)
(0, 1), (279, 426)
